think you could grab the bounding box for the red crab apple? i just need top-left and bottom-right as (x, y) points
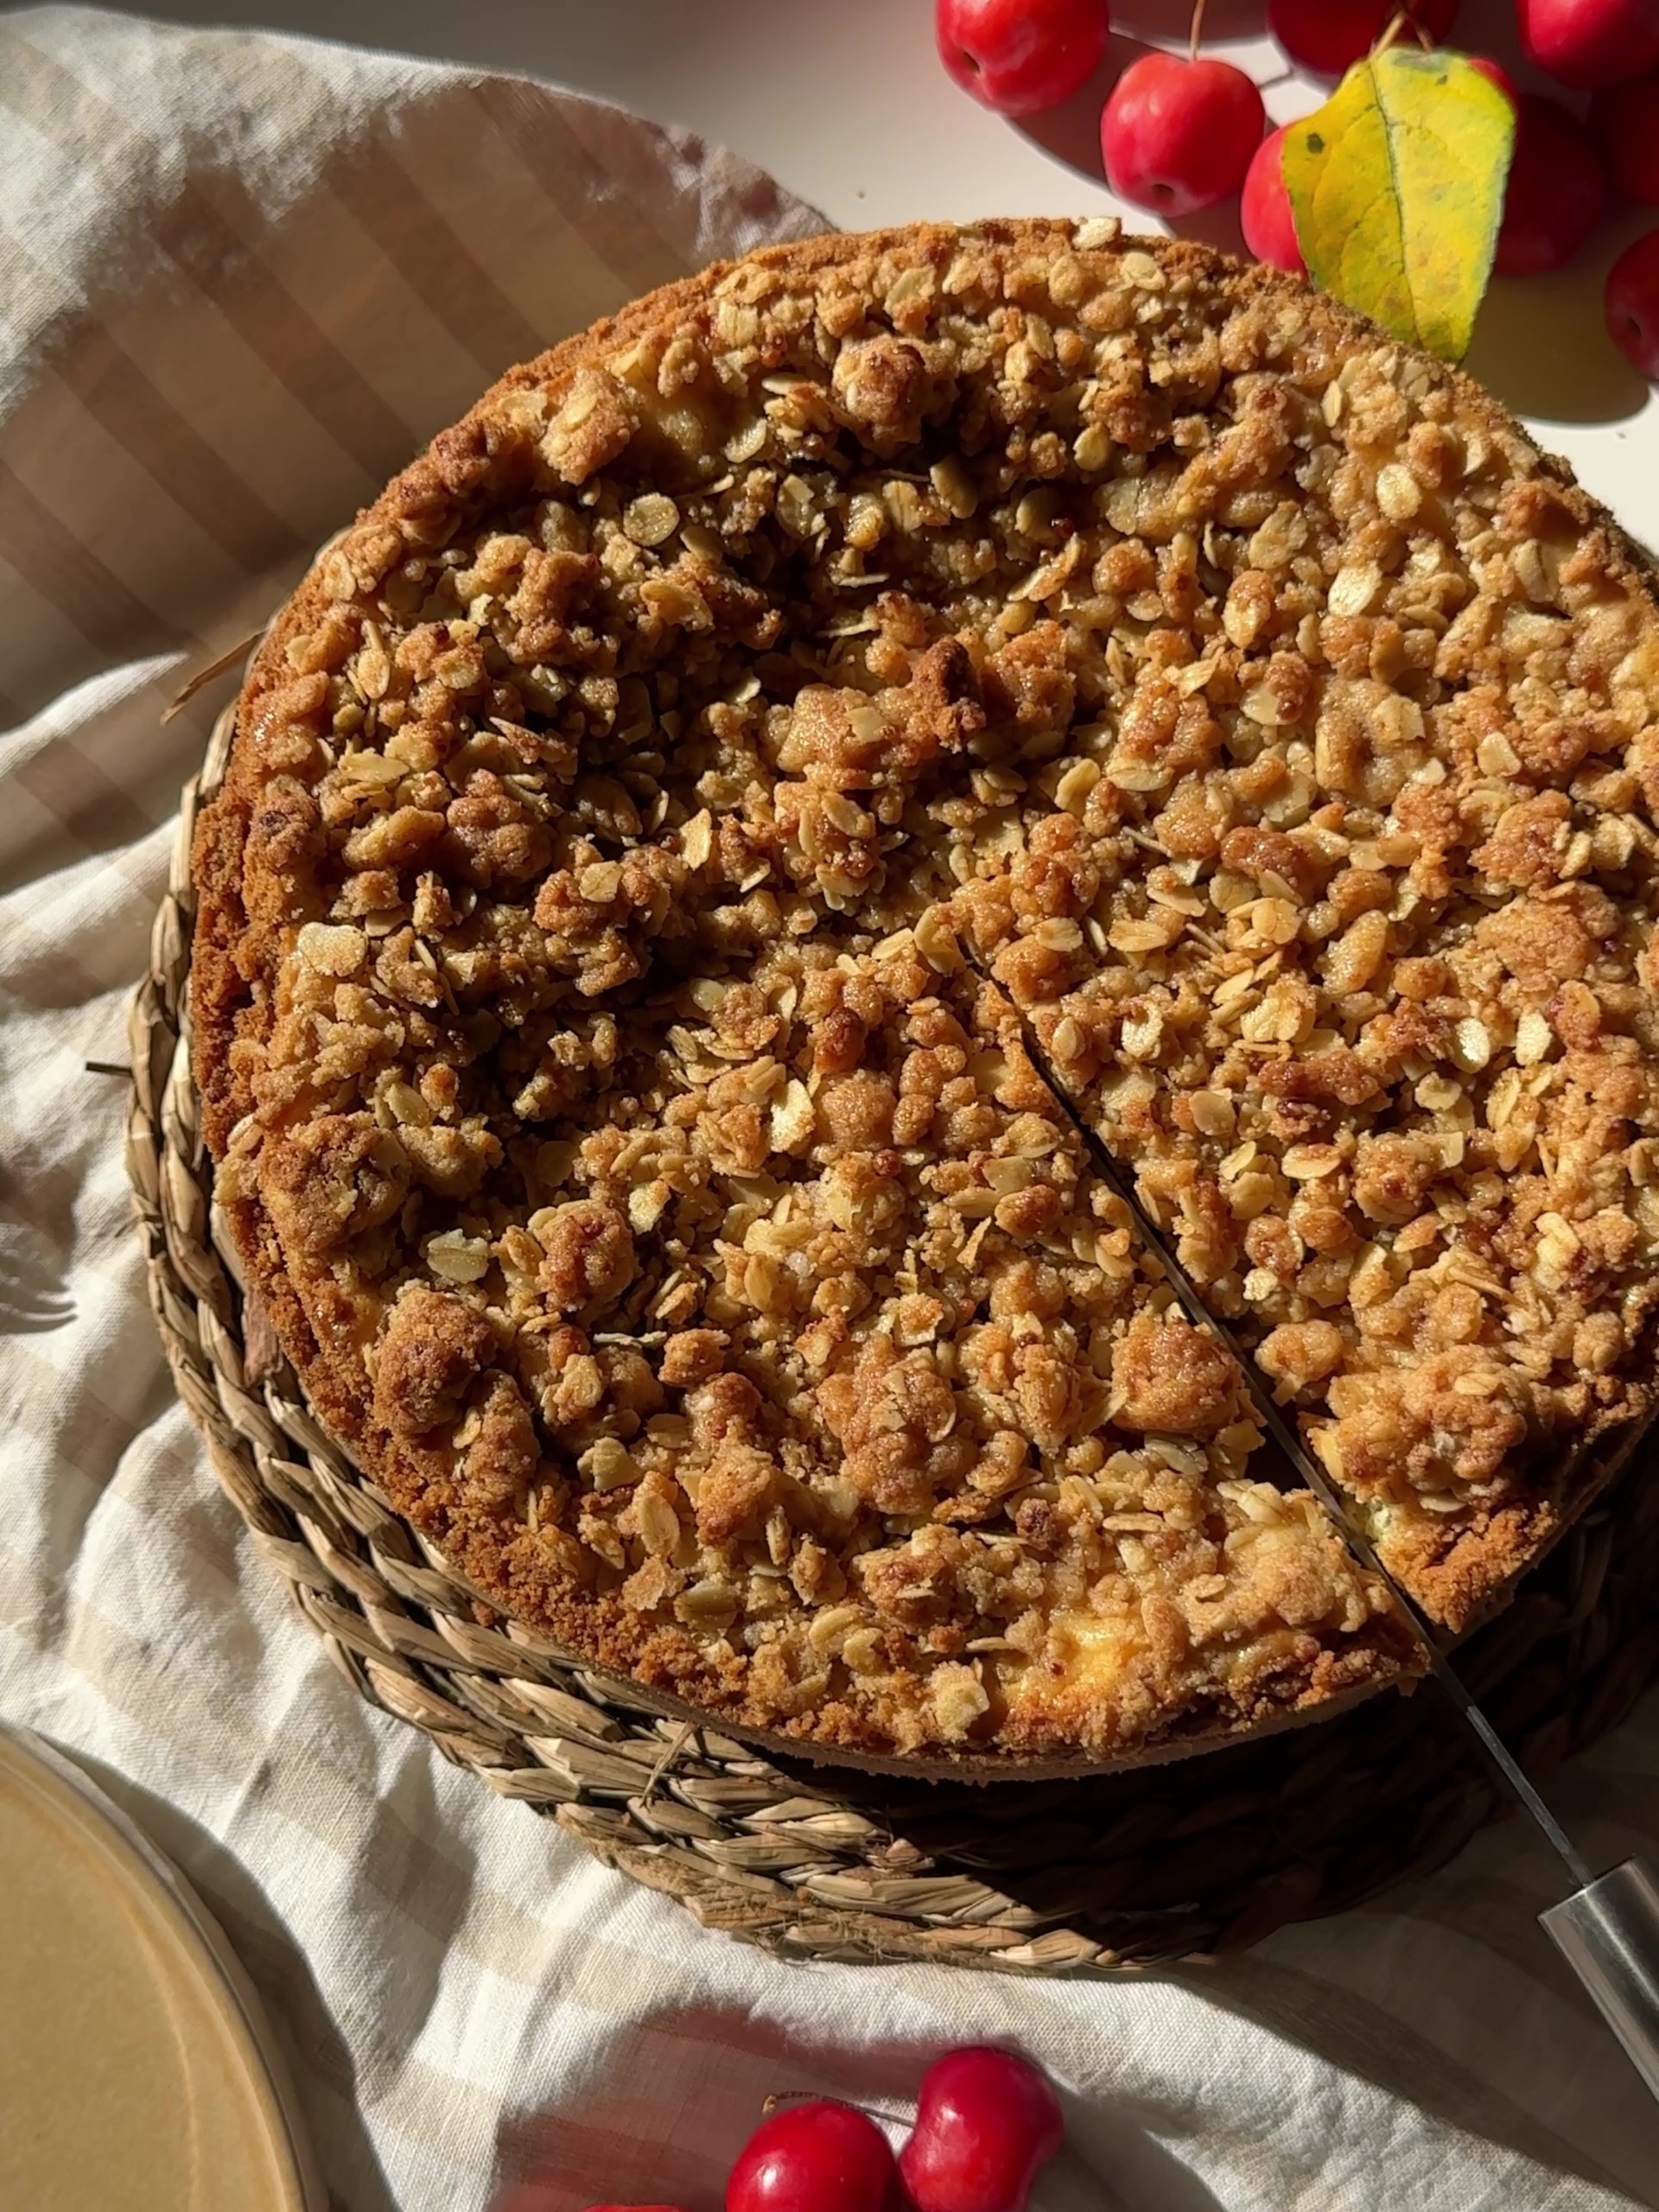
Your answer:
(899, 2049), (1065, 2212)
(1592, 70), (1659, 200)
(1494, 95), (1608, 276)
(1606, 230), (1659, 378)
(935, 0), (1111, 115)
(1100, 49), (1266, 216)
(725, 2101), (894, 2212)
(502, 2193), (686, 2212)
(1242, 125), (1305, 273)
(1517, 0), (1659, 90)
(1266, 0), (1459, 76)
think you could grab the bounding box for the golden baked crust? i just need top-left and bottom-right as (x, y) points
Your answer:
(193, 218), (1659, 1767)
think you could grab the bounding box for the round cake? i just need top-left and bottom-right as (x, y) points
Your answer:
(192, 219), (1659, 1770)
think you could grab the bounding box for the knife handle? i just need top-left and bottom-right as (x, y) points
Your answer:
(1540, 1859), (1659, 2103)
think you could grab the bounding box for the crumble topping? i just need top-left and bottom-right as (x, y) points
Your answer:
(193, 220), (1659, 1763)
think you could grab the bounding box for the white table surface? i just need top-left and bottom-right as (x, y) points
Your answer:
(93, 0), (1659, 538)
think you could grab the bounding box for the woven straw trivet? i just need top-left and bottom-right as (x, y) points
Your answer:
(124, 693), (1659, 1975)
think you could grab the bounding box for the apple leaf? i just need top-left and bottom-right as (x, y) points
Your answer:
(1282, 48), (1516, 364)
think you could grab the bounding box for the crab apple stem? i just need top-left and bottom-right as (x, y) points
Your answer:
(1189, 0), (1210, 65)
(1380, 7), (1442, 57)
(760, 2089), (884, 2122)
(1375, 6), (1435, 57)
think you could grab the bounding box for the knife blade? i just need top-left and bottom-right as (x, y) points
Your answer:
(967, 949), (1659, 2096)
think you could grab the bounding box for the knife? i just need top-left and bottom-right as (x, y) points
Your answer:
(971, 953), (1659, 2101)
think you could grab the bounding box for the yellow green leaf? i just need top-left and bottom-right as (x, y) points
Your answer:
(1282, 48), (1515, 364)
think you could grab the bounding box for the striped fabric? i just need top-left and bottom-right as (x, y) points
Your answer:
(2, 8), (1656, 2208)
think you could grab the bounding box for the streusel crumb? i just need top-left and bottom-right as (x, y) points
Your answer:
(193, 221), (1658, 1766)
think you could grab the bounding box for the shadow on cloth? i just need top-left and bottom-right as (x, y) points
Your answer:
(489, 2002), (1224, 2211)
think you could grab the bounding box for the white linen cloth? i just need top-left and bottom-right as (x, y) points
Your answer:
(2, 10), (1658, 2207)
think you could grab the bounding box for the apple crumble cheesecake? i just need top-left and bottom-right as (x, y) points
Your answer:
(193, 220), (1659, 1765)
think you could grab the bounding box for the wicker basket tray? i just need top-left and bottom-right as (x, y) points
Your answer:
(124, 695), (1659, 1974)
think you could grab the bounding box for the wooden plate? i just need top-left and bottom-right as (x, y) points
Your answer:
(0, 1726), (323, 2212)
